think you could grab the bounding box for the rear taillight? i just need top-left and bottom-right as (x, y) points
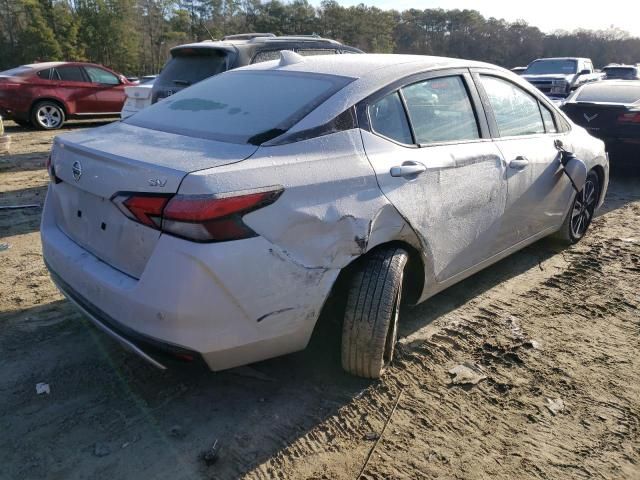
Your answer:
(617, 112), (640, 123)
(112, 188), (283, 243)
(112, 194), (170, 228)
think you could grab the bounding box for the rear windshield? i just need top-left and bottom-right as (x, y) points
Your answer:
(574, 83), (640, 104)
(126, 70), (353, 144)
(526, 60), (577, 75)
(604, 67), (637, 79)
(0, 66), (33, 77)
(155, 49), (228, 87)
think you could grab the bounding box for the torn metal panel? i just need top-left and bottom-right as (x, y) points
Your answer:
(180, 130), (418, 270)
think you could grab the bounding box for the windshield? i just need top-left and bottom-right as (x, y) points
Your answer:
(604, 67), (638, 79)
(126, 70), (354, 144)
(574, 82), (640, 104)
(526, 60), (578, 75)
(0, 66), (33, 77)
(155, 49), (228, 87)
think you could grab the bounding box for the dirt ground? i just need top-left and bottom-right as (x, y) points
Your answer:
(1, 120), (639, 480)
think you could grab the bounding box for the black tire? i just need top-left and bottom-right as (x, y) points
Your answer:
(31, 101), (65, 130)
(341, 246), (408, 378)
(555, 170), (600, 244)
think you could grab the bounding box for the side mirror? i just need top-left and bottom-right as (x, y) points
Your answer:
(578, 69), (590, 76)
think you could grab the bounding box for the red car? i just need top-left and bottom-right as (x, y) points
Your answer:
(0, 61), (133, 130)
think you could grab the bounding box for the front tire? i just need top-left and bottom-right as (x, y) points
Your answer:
(556, 170), (599, 244)
(341, 246), (408, 378)
(31, 101), (65, 130)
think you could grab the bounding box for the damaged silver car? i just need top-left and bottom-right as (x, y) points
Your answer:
(41, 53), (608, 378)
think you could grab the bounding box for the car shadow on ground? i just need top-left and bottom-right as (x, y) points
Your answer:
(0, 152), (49, 173)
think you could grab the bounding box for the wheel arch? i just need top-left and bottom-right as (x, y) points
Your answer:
(590, 164), (605, 205)
(30, 97), (68, 117)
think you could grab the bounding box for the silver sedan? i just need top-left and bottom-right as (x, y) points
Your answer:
(42, 53), (608, 378)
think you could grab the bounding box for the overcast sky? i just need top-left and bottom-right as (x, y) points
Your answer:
(313, 1), (640, 37)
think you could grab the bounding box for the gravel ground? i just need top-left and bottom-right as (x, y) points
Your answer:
(1, 120), (638, 480)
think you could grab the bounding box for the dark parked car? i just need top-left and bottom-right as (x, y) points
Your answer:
(151, 33), (362, 104)
(0, 61), (133, 130)
(562, 80), (640, 146)
(602, 64), (640, 80)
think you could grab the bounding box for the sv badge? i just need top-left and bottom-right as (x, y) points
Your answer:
(148, 178), (168, 187)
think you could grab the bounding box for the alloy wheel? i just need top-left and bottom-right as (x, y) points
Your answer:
(570, 177), (597, 238)
(36, 105), (62, 129)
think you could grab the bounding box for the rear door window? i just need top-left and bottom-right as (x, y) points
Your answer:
(368, 92), (413, 145)
(480, 75), (545, 137)
(156, 50), (228, 88)
(37, 68), (53, 80)
(402, 76), (479, 144)
(540, 104), (557, 133)
(55, 66), (87, 82)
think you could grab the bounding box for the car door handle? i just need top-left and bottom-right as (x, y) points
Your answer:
(508, 157), (529, 170)
(390, 161), (427, 178)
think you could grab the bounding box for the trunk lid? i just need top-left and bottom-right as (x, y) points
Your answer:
(49, 121), (257, 278)
(562, 103), (628, 136)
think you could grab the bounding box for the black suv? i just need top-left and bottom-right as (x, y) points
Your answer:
(152, 33), (363, 103)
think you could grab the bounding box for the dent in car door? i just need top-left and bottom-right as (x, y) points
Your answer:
(474, 73), (574, 248)
(360, 72), (507, 283)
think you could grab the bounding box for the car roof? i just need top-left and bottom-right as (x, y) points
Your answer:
(531, 57), (588, 61)
(236, 53), (506, 135)
(172, 35), (348, 51)
(24, 61), (67, 70)
(242, 53), (496, 79)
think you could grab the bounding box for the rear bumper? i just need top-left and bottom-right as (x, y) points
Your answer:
(41, 187), (340, 371)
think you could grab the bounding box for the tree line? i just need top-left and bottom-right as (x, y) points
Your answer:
(1, 0), (639, 76)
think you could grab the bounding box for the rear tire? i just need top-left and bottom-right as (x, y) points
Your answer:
(341, 246), (408, 378)
(555, 170), (599, 244)
(31, 101), (65, 130)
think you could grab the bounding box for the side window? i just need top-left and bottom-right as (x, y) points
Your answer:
(85, 66), (119, 85)
(402, 76), (479, 144)
(540, 104), (557, 133)
(55, 66), (86, 82)
(37, 68), (52, 80)
(296, 49), (338, 56)
(368, 92), (413, 145)
(480, 75), (545, 137)
(252, 50), (284, 64)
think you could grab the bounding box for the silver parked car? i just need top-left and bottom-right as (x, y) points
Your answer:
(42, 53), (609, 378)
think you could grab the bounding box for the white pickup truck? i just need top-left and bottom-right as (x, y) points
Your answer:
(522, 57), (603, 99)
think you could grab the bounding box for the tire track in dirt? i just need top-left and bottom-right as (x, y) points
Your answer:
(245, 203), (640, 480)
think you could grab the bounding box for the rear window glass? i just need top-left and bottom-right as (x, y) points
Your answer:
(603, 67), (638, 79)
(252, 50), (283, 64)
(126, 70), (353, 144)
(156, 49), (227, 87)
(0, 66), (33, 77)
(575, 83), (640, 104)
